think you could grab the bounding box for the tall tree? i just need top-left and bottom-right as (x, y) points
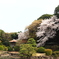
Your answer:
(11, 33), (18, 39)
(25, 19), (42, 40)
(0, 30), (10, 46)
(54, 5), (59, 18)
(5, 33), (13, 40)
(0, 29), (5, 39)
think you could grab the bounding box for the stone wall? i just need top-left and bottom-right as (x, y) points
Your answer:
(20, 56), (59, 59)
(30, 56), (59, 59)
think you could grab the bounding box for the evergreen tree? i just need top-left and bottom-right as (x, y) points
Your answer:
(54, 5), (59, 18)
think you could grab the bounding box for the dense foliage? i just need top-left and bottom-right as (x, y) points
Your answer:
(14, 46), (20, 51)
(7, 46), (13, 51)
(37, 14), (53, 20)
(37, 47), (45, 53)
(52, 51), (59, 57)
(26, 20), (42, 40)
(0, 29), (18, 47)
(20, 44), (36, 57)
(19, 38), (37, 57)
(54, 5), (59, 18)
(45, 49), (52, 56)
(11, 33), (18, 39)
(27, 38), (36, 47)
(0, 45), (8, 51)
(0, 45), (5, 51)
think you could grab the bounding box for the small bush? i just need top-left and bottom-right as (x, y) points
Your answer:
(52, 51), (59, 57)
(27, 38), (36, 47)
(7, 46), (13, 51)
(37, 47), (45, 53)
(0, 45), (4, 51)
(0, 45), (8, 51)
(20, 44), (36, 57)
(45, 49), (52, 56)
(14, 46), (20, 51)
(4, 47), (8, 51)
(2, 45), (8, 51)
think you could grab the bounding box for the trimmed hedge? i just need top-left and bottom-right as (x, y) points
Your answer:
(37, 47), (45, 53)
(45, 49), (52, 56)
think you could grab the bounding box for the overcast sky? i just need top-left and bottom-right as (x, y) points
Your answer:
(0, 0), (59, 32)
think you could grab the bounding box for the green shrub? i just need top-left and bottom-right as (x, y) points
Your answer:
(27, 38), (36, 47)
(54, 5), (59, 18)
(37, 14), (53, 20)
(4, 46), (8, 51)
(0, 41), (2, 45)
(0, 45), (4, 51)
(2, 45), (8, 51)
(52, 51), (59, 57)
(0, 45), (8, 51)
(14, 46), (20, 51)
(7, 46), (13, 51)
(37, 47), (45, 53)
(45, 49), (52, 56)
(20, 44), (36, 57)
